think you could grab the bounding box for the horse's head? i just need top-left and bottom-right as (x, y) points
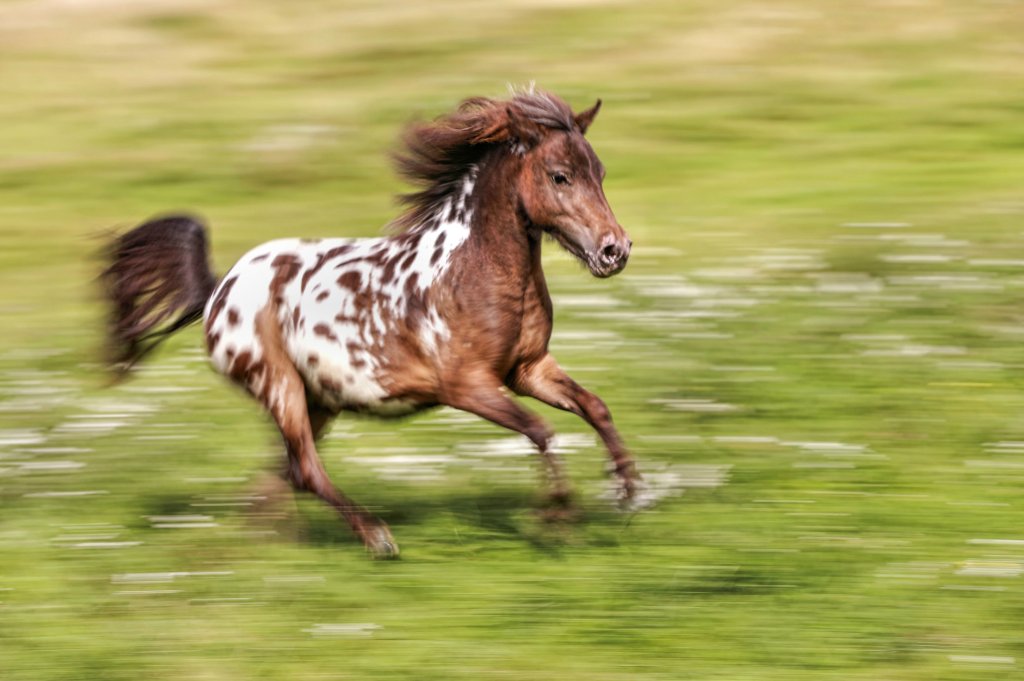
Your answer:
(509, 98), (631, 278)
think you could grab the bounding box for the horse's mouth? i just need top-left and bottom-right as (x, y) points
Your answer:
(549, 228), (626, 278)
(586, 256), (627, 278)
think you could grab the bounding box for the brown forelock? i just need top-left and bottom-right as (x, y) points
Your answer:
(510, 91), (575, 132)
(389, 91), (578, 232)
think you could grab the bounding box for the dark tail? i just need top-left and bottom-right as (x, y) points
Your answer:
(101, 214), (218, 375)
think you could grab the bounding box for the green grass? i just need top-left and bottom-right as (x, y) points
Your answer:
(3, 1), (1024, 679)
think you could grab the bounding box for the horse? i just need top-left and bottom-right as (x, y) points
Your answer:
(102, 90), (638, 558)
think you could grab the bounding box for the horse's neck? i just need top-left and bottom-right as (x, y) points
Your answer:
(398, 155), (540, 307)
(458, 155), (536, 286)
(404, 157), (550, 357)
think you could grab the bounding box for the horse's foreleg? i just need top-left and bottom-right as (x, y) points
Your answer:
(442, 378), (571, 505)
(510, 354), (639, 504)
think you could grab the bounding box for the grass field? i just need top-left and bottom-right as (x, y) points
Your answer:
(3, 1), (1024, 679)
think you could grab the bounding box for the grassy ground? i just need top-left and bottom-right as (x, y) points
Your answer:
(3, 0), (1024, 678)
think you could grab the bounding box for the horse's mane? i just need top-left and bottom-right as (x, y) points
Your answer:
(390, 90), (576, 232)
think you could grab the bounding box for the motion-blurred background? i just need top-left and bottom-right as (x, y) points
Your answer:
(2, 1), (1024, 679)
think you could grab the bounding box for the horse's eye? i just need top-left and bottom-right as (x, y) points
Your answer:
(551, 172), (570, 186)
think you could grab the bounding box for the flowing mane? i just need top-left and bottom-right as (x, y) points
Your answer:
(390, 91), (576, 232)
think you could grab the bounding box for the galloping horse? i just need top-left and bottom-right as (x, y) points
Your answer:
(103, 90), (637, 557)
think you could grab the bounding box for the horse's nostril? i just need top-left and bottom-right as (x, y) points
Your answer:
(601, 243), (619, 262)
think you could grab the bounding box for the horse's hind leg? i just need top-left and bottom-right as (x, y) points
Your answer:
(245, 312), (398, 558)
(275, 384), (397, 558)
(247, 407), (332, 533)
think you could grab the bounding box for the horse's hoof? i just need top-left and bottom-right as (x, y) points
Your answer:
(363, 524), (400, 560)
(616, 475), (645, 511)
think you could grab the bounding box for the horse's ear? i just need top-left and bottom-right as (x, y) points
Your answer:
(505, 104), (544, 151)
(575, 99), (602, 134)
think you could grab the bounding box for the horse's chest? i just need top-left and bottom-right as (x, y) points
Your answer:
(511, 280), (553, 360)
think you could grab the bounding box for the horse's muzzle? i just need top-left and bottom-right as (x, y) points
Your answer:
(589, 235), (631, 278)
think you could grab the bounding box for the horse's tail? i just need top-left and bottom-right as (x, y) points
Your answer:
(101, 214), (218, 376)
